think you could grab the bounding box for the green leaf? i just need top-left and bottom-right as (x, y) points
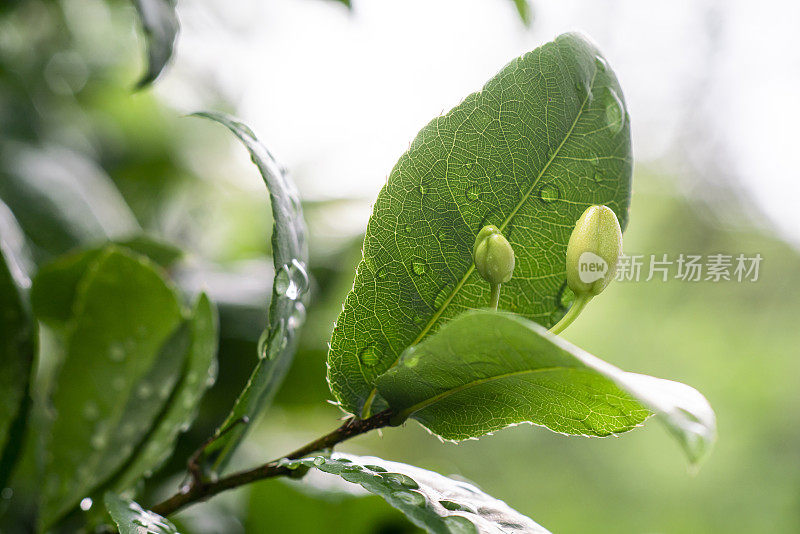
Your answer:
(283, 453), (550, 534)
(31, 238), (182, 326)
(132, 0), (179, 88)
(0, 202), (35, 489)
(376, 310), (716, 465)
(327, 32), (632, 417)
(112, 293), (218, 492)
(0, 145), (140, 259)
(105, 492), (179, 534)
(40, 248), (185, 528)
(193, 112), (309, 470)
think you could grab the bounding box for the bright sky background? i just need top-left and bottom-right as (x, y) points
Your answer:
(159, 0), (800, 246)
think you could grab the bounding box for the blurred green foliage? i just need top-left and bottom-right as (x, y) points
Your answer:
(1, 0), (798, 533)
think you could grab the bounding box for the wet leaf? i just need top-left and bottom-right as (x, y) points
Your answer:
(0, 202), (35, 489)
(327, 32), (633, 417)
(105, 492), (179, 534)
(113, 293), (218, 491)
(132, 0), (179, 88)
(284, 453), (550, 534)
(193, 113), (309, 471)
(376, 310), (716, 465)
(40, 248), (185, 528)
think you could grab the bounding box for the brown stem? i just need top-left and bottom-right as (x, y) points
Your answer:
(150, 409), (393, 517)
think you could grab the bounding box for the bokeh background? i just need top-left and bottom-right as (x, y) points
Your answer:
(2, 0), (799, 532)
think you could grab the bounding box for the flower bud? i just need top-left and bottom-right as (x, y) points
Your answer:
(473, 225), (515, 285)
(566, 205), (622, 297)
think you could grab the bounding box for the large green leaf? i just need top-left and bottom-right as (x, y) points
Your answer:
(105, 492), (179, 534)
(132, 0), (179, 88)
(376, 310), (716, 465)
(327, 32), (632, 417)
(194, 112), (309, 471)
(0, 201), (35, 489)
(112, 293), (218, 492)
(282, 453), (550, 534)
(40, 248), (185, 527)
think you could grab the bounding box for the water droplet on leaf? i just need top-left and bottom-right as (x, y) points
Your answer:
(465, 185), (480, 201)
(538, 183), (561, 203)
(358, 344), (381, 368)
(384, 473), (419, 489)
(393, 490), (426, 507)
(275, 259), (309, 300)
(79, 497), (92, 511)
(605, 88), (625, 134)
(313, 456), (326, 466)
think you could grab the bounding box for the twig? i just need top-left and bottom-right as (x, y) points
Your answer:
(150, 409), (393, 517)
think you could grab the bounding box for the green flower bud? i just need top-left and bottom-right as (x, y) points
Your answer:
(566, 205), (622, 297)
(473, 225), (515, 285)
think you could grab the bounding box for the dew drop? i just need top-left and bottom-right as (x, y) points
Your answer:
(313, 456), (326, 466)
(465, 185), (480, 201)
(137, 383), (153, 400)
(79, 497), (92, 511)
(358, 344), (381, 368)
(412, 260), (426, 276)
(108, 343), (125, 362)
(112, 377), (125, 391)
(393, 490), (426, 507)
(605, 88), (625, 135)
(443, 515), (479, 534)
(90, 433), (107, 450)
(83, 402), (99, 421)
(538, 183), (561, 203)
(440, 500), (473, 513)
(384, 473), (420, 489)
(275, 259), (309, 301)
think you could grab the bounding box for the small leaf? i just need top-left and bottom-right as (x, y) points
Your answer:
(112, 293), (219, 491)
(286, 453), (550, 534)
(40, 248), (185, 528)
(0, 202), (35, 489)
(193, 112), (309, 471)
(132, 0), (179, 88)
(327, 32), (633, 417)
(104, 492), (179, 534)
(376, 310), (716, 465)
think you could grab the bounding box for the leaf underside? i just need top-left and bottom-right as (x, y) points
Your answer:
(327, 32), (632, 417)
(194, 112), (309, 472)
(376, 310), (716, 464)
(283, 453), (551, 534)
